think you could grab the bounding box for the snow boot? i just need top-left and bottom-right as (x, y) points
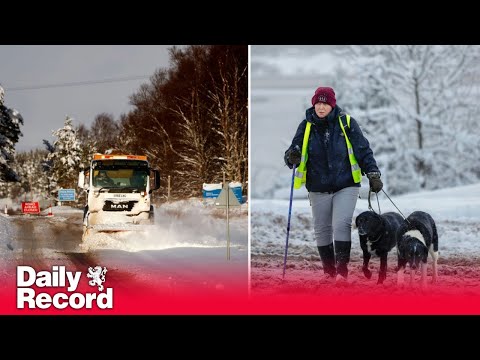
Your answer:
(317, 244), (336, 279)
(335, 241), (351, 283)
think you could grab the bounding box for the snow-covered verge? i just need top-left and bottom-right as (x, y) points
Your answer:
(80, 198), (248, 253)
(0, 213), (15, 288)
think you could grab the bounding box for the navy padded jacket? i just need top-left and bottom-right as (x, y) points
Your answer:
(285, 105), (380, 193)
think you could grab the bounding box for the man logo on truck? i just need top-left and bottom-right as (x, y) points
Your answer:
(111, 204), (129, 209)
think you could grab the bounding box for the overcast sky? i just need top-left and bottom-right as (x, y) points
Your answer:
(0, 45), (185, 152)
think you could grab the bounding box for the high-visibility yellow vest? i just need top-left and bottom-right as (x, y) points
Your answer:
(293, 114), (362, 189)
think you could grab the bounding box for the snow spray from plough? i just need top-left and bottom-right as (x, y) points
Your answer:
(78, 153), (161, 242)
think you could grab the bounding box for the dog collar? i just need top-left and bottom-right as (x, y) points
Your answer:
(368, 232), (383, 243)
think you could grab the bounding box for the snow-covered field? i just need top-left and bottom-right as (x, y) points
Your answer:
(251, 183), (480, 297)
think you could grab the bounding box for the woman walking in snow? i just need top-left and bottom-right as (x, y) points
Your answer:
(284, 86), (383, 283)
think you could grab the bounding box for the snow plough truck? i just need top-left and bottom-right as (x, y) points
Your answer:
(78, 153), (161, 241)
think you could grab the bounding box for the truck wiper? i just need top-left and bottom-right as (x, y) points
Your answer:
(120, 186), (145, 193)
(97, 186), (116, 192)
(96, 186), (143, 193)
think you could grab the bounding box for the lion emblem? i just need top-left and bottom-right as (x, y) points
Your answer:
(87, 266), (108, 291)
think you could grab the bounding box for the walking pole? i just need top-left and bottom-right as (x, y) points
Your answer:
(283, 164), (296, 279)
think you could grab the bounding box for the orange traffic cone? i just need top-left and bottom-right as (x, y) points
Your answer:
(47, 204), (53, 216)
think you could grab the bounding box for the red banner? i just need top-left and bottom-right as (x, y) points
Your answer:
(21, 202), (40, 214)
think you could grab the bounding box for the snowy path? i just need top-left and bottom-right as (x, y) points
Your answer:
(0, 200), (249, 302)
(251, 184), (480, 298)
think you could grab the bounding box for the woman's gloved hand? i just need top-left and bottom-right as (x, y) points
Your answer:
(284, 145), (301, 168)
(367, 172), (383, 193)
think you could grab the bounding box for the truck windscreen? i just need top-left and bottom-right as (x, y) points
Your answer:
(92, 160), (149, 190)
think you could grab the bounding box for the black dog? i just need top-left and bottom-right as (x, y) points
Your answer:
(396, 211), (439, 288)
(355, 211), (404, 284)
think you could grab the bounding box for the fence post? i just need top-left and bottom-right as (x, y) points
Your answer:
(167, 175), (171, 202)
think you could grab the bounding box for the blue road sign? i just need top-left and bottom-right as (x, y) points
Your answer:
(58, 189), (76, 201)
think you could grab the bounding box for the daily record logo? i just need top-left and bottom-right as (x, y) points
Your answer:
(16, 265), (113, 309)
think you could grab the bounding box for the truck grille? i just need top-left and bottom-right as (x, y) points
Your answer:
(102, 200), (138, 211)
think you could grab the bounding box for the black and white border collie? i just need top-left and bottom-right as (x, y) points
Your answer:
(396, 211), (439, 288)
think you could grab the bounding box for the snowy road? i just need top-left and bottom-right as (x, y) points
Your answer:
(0, 200), (249, 304)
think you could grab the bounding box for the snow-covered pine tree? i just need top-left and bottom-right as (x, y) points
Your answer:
(75, 124), (97, 170)
(41, 139), (55, 196)
(4, 149), (51, 201)
(0, 85), (24, 183)
(335, 45), (480, 194)
(47, 116), (82, 191)
(28, 150), (51, 199)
